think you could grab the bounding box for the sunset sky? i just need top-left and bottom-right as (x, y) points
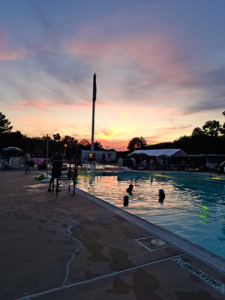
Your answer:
(1, 0), (225, 150)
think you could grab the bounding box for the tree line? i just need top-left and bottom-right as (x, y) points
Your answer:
(1, 111), (225, 156)
(0, 112), (115, 157)
(127, 111), (225, 154)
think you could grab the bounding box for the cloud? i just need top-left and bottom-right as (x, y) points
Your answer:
(118, 112), (131, 118)
(0, 25), (24, 61)
(1, 3), (225, 149)
(64, 34), (194, 88)
(8, 98), (111, 112)
(95, 138), (129, 151)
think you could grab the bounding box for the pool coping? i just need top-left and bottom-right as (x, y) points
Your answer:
(76, 188), (225, 275)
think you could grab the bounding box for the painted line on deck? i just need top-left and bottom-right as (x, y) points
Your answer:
(15, 253), (186, 300)
(134, 238), (171, 252)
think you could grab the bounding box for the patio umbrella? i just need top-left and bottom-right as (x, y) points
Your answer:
(1, 147), (24, 154)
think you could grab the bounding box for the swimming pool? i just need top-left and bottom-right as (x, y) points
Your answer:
(75, 172), (225, 259)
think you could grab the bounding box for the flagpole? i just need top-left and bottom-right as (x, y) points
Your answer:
(91, 73), (97, 153)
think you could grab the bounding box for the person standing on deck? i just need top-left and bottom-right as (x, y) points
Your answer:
(48, 151), (63, 192)
(24, 151), (31, 174)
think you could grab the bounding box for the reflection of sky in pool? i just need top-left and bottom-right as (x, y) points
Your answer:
(76, 173), (225, 259)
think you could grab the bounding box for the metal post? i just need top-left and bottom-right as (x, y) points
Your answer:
(56, 141), (60, 197)
(91, 73), (97, 153)
(52, 141), (55, 194)
(73, 145), (76, 196)
(47, 134), (48, 179)
(91, 104), (95, 152)
(204, 127), (209, 169)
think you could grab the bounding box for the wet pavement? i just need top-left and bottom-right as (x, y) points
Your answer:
(0, 169), (224, 300)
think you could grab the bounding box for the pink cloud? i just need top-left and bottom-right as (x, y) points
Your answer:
(0, 25), (24, 61)
(64, 34), (193, 87)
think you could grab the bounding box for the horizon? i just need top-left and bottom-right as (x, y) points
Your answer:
(1, 0), (225, 150)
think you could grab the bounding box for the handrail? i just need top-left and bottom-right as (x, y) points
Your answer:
(82, 161), (102, 174)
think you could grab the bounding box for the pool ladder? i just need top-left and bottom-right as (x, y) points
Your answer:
(83, 161), (102, 175)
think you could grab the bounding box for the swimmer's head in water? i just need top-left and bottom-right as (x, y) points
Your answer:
(158, 189), (165, 195)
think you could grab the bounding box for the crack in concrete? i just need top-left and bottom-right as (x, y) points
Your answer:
(57, 208), (83, 287)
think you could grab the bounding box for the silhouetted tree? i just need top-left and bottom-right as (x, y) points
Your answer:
(94, 141), (104, 150)
(62, 136), (80, 159)
(221, 111), (225, 136)
(78, 139), (91, 149)
(0, 131), (28, 151)
(62, 136), (78, 148)
(127, 137), (147, 151)
(192, 127), (205, 137)
(0, 112), (13, 134)
(220, 123), (225, 137)
(202, 120), (221, 137)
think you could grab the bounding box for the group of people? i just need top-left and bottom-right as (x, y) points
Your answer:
(123, 183), (165, 206)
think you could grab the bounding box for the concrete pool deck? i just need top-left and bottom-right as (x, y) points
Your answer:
(0, 169), (225, 299)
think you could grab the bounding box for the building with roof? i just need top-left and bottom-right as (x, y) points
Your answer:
(128, 149), (189, 158)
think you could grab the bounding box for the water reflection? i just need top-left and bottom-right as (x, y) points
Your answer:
(76, 172), (225, 258)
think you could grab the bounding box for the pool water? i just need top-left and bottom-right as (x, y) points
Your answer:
(76, 172), (225, 259)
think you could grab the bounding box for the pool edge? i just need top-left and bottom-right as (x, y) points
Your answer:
(76, 188), (225, 275)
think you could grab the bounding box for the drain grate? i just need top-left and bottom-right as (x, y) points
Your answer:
(135, 236), (171, 251)
(151, 239), (166, 247)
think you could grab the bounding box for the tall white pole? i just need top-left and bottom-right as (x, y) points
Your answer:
(91, 73), (97, 153)
(47, 134), (49, 178)
(91, 103), (95, 152)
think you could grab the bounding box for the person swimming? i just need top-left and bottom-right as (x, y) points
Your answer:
(123, 195), (129, 206)
(158, 189), (165, 204)
(126, 184), (133, 194)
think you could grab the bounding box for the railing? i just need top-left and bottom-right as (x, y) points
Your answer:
(83, 161), (91, 172)
(82, 161), (102, 174)
(94, 162), (102, 175)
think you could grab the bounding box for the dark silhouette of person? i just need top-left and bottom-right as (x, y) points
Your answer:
(158, 189), (165, 204)
(48, 151), (63, 192)
(126, 184), (133, 194)
(123, 196), (129, 206)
